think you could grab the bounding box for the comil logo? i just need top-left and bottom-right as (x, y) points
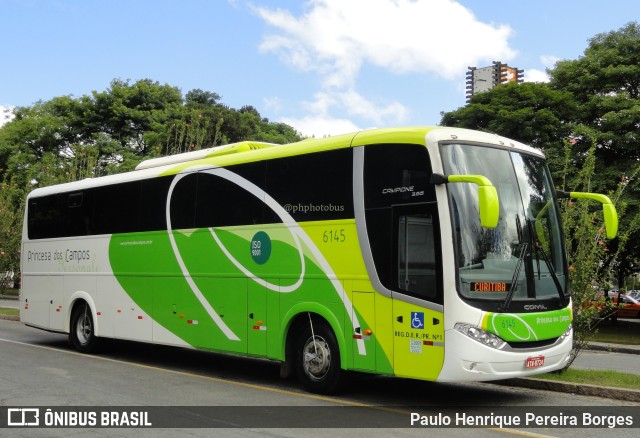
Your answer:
(7, 408), (40, 426)
(524, 304), (548, 311)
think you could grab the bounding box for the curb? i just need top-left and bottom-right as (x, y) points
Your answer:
(586, 343), (640, 355)
(494, 378), (640, 403)
(0, 314), (19, 321)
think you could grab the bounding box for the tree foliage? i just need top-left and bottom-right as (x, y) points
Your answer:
(548, 22), (640, 285)
(441, 82), (577, 150)
(0, 79), (302, 181)
(441, 22), (640, 366)
(559, 137), (639, 367)
(0, 179), (21, 292)
(441, 21), (640, 288)
(0, 79), (303, 287)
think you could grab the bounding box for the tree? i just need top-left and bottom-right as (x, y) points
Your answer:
(89, 79), (183, 155)
(441, 82), (577, 147)
(185, 89), (221, 107)
(549, 22), (640, 286)
(442, 22), (640, 288)
(559, 135), (639, 368)
(0, 78), (303, 290)
(160, 88), (226, 155)
(0, 179), (21, 293)
(441, 82), (578, 174)
(440, 22), (640, 366)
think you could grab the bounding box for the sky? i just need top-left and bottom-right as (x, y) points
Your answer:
(1, 0), (639, 137)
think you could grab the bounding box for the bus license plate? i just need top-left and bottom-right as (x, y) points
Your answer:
(525, 356), (545, 368)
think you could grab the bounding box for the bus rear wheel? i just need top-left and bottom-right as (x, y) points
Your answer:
(70, 302), (99, 353)
(295, 318), (342, 394)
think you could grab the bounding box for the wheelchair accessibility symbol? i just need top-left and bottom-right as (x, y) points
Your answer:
(411, 312), (425, 329)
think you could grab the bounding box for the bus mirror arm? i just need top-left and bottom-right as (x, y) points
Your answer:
(431, 173), (500, 228)
(555, 190), (618, 239)
(430, 173), (449, 185)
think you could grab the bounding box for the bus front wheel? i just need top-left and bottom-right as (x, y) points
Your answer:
(70, 302), (99, 353)
(295, 318), (343, 394)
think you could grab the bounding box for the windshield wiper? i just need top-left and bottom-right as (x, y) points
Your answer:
(532, 236), (567, 308)
(501, 243), (527, 312)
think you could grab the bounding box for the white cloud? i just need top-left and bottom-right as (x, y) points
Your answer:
(253, 0), (516, 134)
(524, 69), (550, 83)
(0, 105), (15, 127)
(337, 89), (408, 125)
(263, 96), (282, 112)
(254, 0), (516, 88)
(523, 55), (559, 83)
(289, 89), (408, 137)
(301, 89), (409, 126)
(281, 114), (361, 138)
(540, 55), (560, 68)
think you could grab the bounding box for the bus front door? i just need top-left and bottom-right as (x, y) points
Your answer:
(392, 209), (444, 381)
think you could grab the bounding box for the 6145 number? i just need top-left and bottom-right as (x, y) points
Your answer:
(323, 229), (346, 243)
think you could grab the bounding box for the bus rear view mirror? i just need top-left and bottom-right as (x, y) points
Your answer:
(431, 174), (500, 228)
(556, 191), (618, 239)
(476, 185), (500, 229)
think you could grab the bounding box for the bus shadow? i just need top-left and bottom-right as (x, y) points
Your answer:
(40, 336), (540, 407)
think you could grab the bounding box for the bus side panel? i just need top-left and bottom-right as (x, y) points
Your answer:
(247, 280), (267, 356)
(195, 277), (248, 354)
(95, 276), (116, 338)
(107, 219), (384, 365)
(373, 292), (395, 375)
(21, 274), (50, 329)
(112, 276), (153, 342)
(349, 279), (397, 375)
(351, 289), (376, 372)
(392, 298), (445, 380)
(151, 276), (202, 348)
(266, 280), (281, 359)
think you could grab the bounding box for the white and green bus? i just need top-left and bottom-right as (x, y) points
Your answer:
(21, 127), (617, 393)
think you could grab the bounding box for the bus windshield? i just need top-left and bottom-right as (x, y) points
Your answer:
(440, 143), (567, 308)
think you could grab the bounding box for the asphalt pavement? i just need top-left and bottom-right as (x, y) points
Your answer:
(0, 298), (19, 310)
(1, 295), (638, 401)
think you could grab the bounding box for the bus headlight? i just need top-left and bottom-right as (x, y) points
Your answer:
(560, 323), (572, 341)
(455, 323), (506, 350)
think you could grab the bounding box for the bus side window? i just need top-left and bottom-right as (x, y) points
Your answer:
(195, 162), (267, 228)
(92, 182), (139, 235)
(56, 191), (93, 237)
(266, 148), (353, 222)
(28, 196), (62, 239)
(139, 176), (173, 232)
(169, 172), (198, 230)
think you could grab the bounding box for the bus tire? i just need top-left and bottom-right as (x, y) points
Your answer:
(295, 318), (343, 394)
(70, 302), (100, 353)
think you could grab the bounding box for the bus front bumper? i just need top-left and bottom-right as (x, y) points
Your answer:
(436, 329), (572, 382)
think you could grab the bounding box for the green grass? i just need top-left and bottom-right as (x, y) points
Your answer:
(0, 288), (20, 318)
(536, 368), (640, 390)
(0, 307), (19, 317)
(0, 288), (19, 298)
(587, 319), (640, 345)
